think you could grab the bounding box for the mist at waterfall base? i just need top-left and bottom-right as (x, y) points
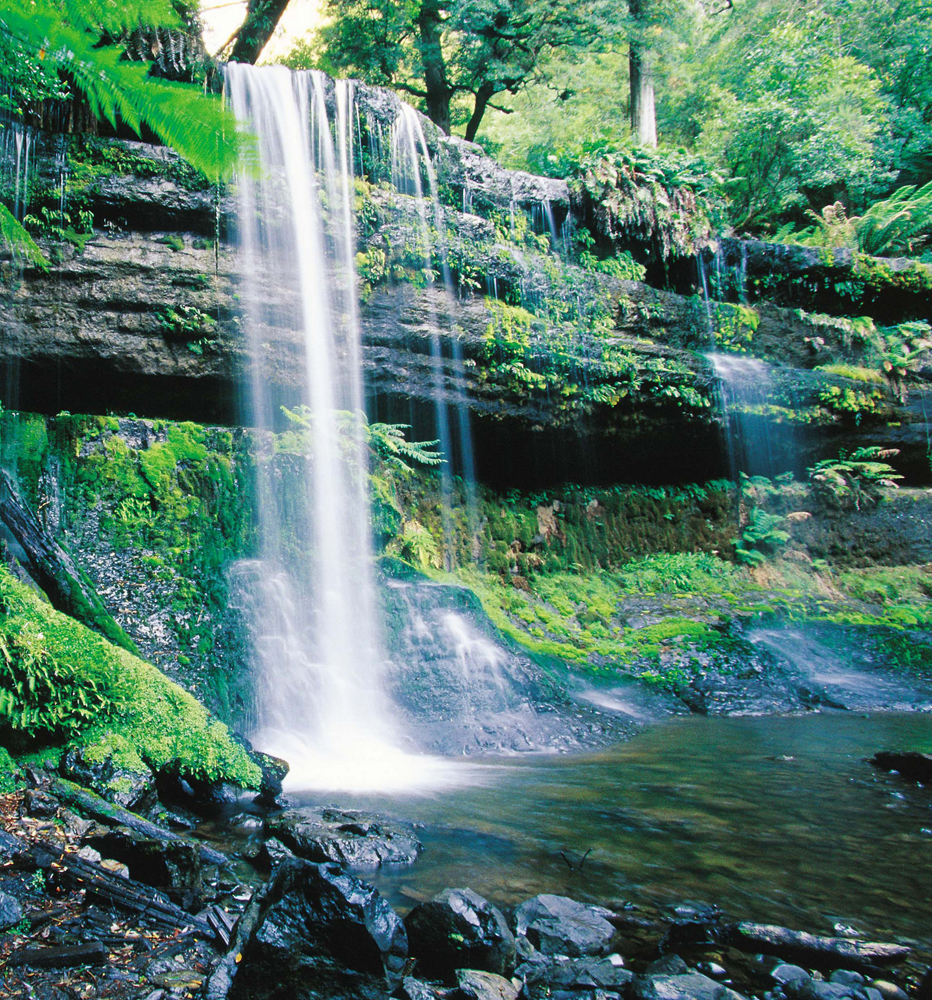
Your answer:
(226, 65), (484, 794)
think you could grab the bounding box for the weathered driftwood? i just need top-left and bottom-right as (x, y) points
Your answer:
(50, 776), (228, 867)
(199, 889), (266, 1000)
(0, 469), (138, 653)
(8, 941), (107, 968)
(31, 841), (212, 939)
(727, 922), (911, 968)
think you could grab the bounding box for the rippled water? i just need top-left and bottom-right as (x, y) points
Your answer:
(295, 714), (932, 957)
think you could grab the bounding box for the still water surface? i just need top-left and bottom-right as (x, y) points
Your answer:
(295, 714), (932, 956)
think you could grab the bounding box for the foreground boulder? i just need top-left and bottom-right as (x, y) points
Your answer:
(405, 887), (516, 981)
(514, 894), (616, 957)
(265, 806), (422, 867)
(229, 858), (408, 1000)
(634, 972), (748, 1000)
(519, 955), (633, 999)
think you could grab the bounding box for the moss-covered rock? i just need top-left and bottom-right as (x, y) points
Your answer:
(0, 565), (260, 789)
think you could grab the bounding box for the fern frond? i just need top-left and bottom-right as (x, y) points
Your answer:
(0, 205), (49, 270)
(0, 2), (240, 182)
(62, 0), (181, 35)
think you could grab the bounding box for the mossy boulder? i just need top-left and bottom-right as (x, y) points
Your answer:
(0, 564), (261, 790)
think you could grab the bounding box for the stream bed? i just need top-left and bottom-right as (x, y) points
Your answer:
(290, 713), (932, 959)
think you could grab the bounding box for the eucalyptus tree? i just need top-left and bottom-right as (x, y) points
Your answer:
(302, 0), (623, 141)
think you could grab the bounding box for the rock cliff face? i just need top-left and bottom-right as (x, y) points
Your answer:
(2, 110), (930, 486)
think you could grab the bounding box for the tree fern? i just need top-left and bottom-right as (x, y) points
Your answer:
(856, 181), (932, 257)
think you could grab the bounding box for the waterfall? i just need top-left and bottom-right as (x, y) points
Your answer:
(389, 104), (479, 566)
(707, 353), (787, 479)
(225, 65), (462, 792)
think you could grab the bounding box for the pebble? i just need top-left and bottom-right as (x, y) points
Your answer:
(772, 965), (810, 985)
(870, 982), (908, 1000)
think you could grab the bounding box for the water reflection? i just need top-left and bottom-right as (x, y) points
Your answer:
(294, 714), (932, 957)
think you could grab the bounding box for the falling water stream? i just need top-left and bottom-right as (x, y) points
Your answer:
(226, 65), (470, 793)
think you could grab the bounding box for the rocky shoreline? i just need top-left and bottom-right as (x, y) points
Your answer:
(0, 750), (929, 1000)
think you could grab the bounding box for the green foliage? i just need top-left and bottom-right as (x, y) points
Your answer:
(368, 423), (443, 472)
(576, 147), (722, 259)
(305, 0), (622, 141)
(0, 745), (19, 794)
(817, 384), (886, 425)
(808, 446), (903, 509)
(734, 509), (790, 567)
(0, 0), (241, 263)
(0, 565), (260, 787)
(157, 305), (217, 342)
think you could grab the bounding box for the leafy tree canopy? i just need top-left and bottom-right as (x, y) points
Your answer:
(286, 0), (625, 142)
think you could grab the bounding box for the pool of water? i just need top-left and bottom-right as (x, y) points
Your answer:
(293, 713), (932, 957)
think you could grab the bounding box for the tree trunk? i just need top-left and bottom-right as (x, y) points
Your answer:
(464, 82), (496, 143)
(228, 0), (291, 64)
(0, 470), (139, 654)
(416, 3), (452, 133)
(628, 0), (657, 147)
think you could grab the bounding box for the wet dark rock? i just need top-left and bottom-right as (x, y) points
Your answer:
(454, 968), (520, 1000)
(258, 836), (296, 870)
(772, 965), (811, 985)
(265, 806), (422, 868)
(406, 887), (516, 981)
(84, 827), (201, 905)
(783, 979), (862, 1000)
(229, 859), (407, 1000)
(0, 889), (24, 930)
(23, 789), (59, 819)
(647, 956), (691, 977)
(869, 751), (932, 783)
(397, 978), (447, 1000)
(634, 972), (748, 1000)
(156, 772), (246, 819)
(252, 750), (289, 807)
(60, 743), (156, 812)
(727, 923), (911, 969)
(521, 955), (634, 996)
(514, 895), (616, 958)
(869, 982), (909, 1000)
(0, 829), (26, 860)
(830, 972), (866, 987)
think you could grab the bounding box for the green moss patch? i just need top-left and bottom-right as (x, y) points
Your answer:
(0, 566), (260, 788)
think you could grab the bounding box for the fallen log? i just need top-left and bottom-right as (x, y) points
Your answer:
(31, 842), (212, 939)
(727, 922), (911, 969)
(199, 888), (267, 1000)
(50, 776), (228, 867)
(0, 468), (138, 653)
(7, 941), (107, 969)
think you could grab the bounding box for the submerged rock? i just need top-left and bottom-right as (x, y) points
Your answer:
(405, 887), (516, 981)
(230, 858), (407, 1000)
(514, 894), (616, 958)
(869, 751), (932, 783)
(264, 806), (422, 867)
